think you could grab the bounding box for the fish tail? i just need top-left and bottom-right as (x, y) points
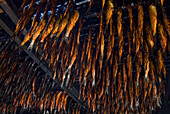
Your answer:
(28, 40), (35, 50)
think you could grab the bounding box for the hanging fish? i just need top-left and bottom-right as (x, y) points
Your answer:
(127, 54), (132, 82)
(145, 24), (154, 50)
(117, 9), (122, 38)
(106, 35), (112, 61)
(123, 60), (127, 92)
(158, 22), (167, 53)
(40, 17), (56, 43)
(106, 0), (114, 29)
(127, 5), (133, 34)
(117, 9), (124, 63)
(102, 0), (105, 11)
(136, 27), (140, 54)
(63, 95), (69, 111)
(97, 15), (103, 45)
(20, 21), (38, 48)
(86, 0), (93, 14)
(137, 5), (144, 47)
(148, 4), (157, 36)
(157, 50), (164, 75)
(13, 7), (35, 38)
(19, 7), (36, 39)
(92, 55), (96, 87)
(64, 0), (72, 16)
(28, 20), (46, 50)
(65, 10), (79, 41)
(112, 55), (118, 83)
(50, 14), (63, 38)
(161, 5), (170, 37)
(56, 13), (70, 37)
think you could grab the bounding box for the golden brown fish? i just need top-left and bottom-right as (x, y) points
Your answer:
(162, 62), (166, 78)
(97, 15), (103, 45)
(77, 19), (83, 45)
(138, 5), (144, 46)
(56, 13), (70, 37)
(127, 5), (133, 34)
(106, 35), (112, 61)
(55, 91), (63, 108)
(18, 7), (35, 38)
(92, 56), (96, 87)
(136, 28), (140, 54)
(102, 0), (105, 10)
(148, 4), (157, 36)
(28, 20), (46, 50)
(99, 30), (104, 78)
(50, 14), (63, 38)
(127, 54), (132, 82)
(158, 22), (167, 53)
(123, 60), (127, 92)
(145, 24), (154, 50)
(157, 50), (164, 74)
(65, 10), (79, 40)
(161, 6), (170, 37)
(63, 95), (69, 111)
(113, 55), (118, 82)
(106, 0), (114, 28)
(40, 17), (56, 43)
(117, 9), (122, 38)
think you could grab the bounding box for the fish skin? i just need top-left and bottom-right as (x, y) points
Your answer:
(40, 17), (56, 43)
(100, 29), (104, 70)
(158, 22), (167, 53)
(106, 35), (112, 61)
(106, 0), (114, 29)
(135, 27), (140, 54)
(161, 6), (170, 38)
(102, 0), (105, 11)
(117, 9), (124, 63)
(63, 95), (69, 111)
(30, 0), (46, 30)
(123, 60), (127, 92)
(56, 13), (70, 37)
(117, 9), (122, 39)
(127, 54), (132, 82)
(77, 19), (83, 45)
(21, 21), (38, 48)
(162, 60), (166, 79)
(18, 7), (35, 39)
(97, 15), (103, 45)
(127, 5), (133, 34)
(92, 54), (96, 87)
(138, 5), (144, 46)
(157, 50), (164, 75)
(112, 55), (118, 83)
(148, 4), (157, 36)
(55, 91), (63, 109)
(50, 14), (63, 38)
(145, 24), (154, 50)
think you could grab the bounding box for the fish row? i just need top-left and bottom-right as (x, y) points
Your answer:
(13, 0), (79, 51)
(12, 0), (170, 113)
(0, 39), (84, 114)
